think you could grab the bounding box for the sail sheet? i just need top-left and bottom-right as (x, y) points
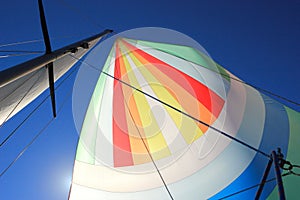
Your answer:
(69, 38), (300, 199)
(0, 37), (101, 125)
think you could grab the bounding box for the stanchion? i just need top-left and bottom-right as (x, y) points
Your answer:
(272, 150), (286, 200)
(254, 149), (286, 200)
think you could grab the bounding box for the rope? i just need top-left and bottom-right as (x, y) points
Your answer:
(280, 160), (300, 177)
(290, 170), (300, 177)
(277, 148), (300, 176)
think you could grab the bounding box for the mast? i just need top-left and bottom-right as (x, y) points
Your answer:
(0, 0), (112, 121)
(0, 29), (112, 88)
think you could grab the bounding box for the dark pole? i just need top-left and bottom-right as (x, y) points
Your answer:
(0, 0), (112, 118)
(38, 0), (51, 53)
(38, 0), (57, 117)
(272, 150), (286, 200)
(255, 158), (273, 200)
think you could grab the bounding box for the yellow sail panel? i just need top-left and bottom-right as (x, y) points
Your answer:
(118, 44), (171, 161)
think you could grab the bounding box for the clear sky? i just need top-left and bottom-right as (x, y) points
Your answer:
(0, 0), (299, 200)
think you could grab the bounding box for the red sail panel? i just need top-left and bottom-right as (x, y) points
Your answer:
(112, 43), (133, 167)
(121, 39), (224, 118)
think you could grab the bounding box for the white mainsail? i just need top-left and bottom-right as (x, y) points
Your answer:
(0, 32), (109, 125)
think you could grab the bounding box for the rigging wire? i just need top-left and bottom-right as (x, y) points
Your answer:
(123, 91), (174, 200)
(0, 92), (48, 147)
(0, 116), (54, 178)
(156, 49), (300, 107)
(0, 52), (43, 58)
(0, 39), (44, 48)
(69, 54), (271, 160)
(0, 34), (98, 51)
(103, 71), (271, 159)
(0, 87), (73, 178)
(211, 68), (300, 107)
(0, 62), (79, 147)
(0, 64), (78, 178)
(0, 50), (44, 53)
(0, 50), (43, 58)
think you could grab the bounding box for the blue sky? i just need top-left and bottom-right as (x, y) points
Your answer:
(0, 0), (299, 200)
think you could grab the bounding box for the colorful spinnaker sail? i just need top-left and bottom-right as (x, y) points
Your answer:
(69, 38), (300, 199)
